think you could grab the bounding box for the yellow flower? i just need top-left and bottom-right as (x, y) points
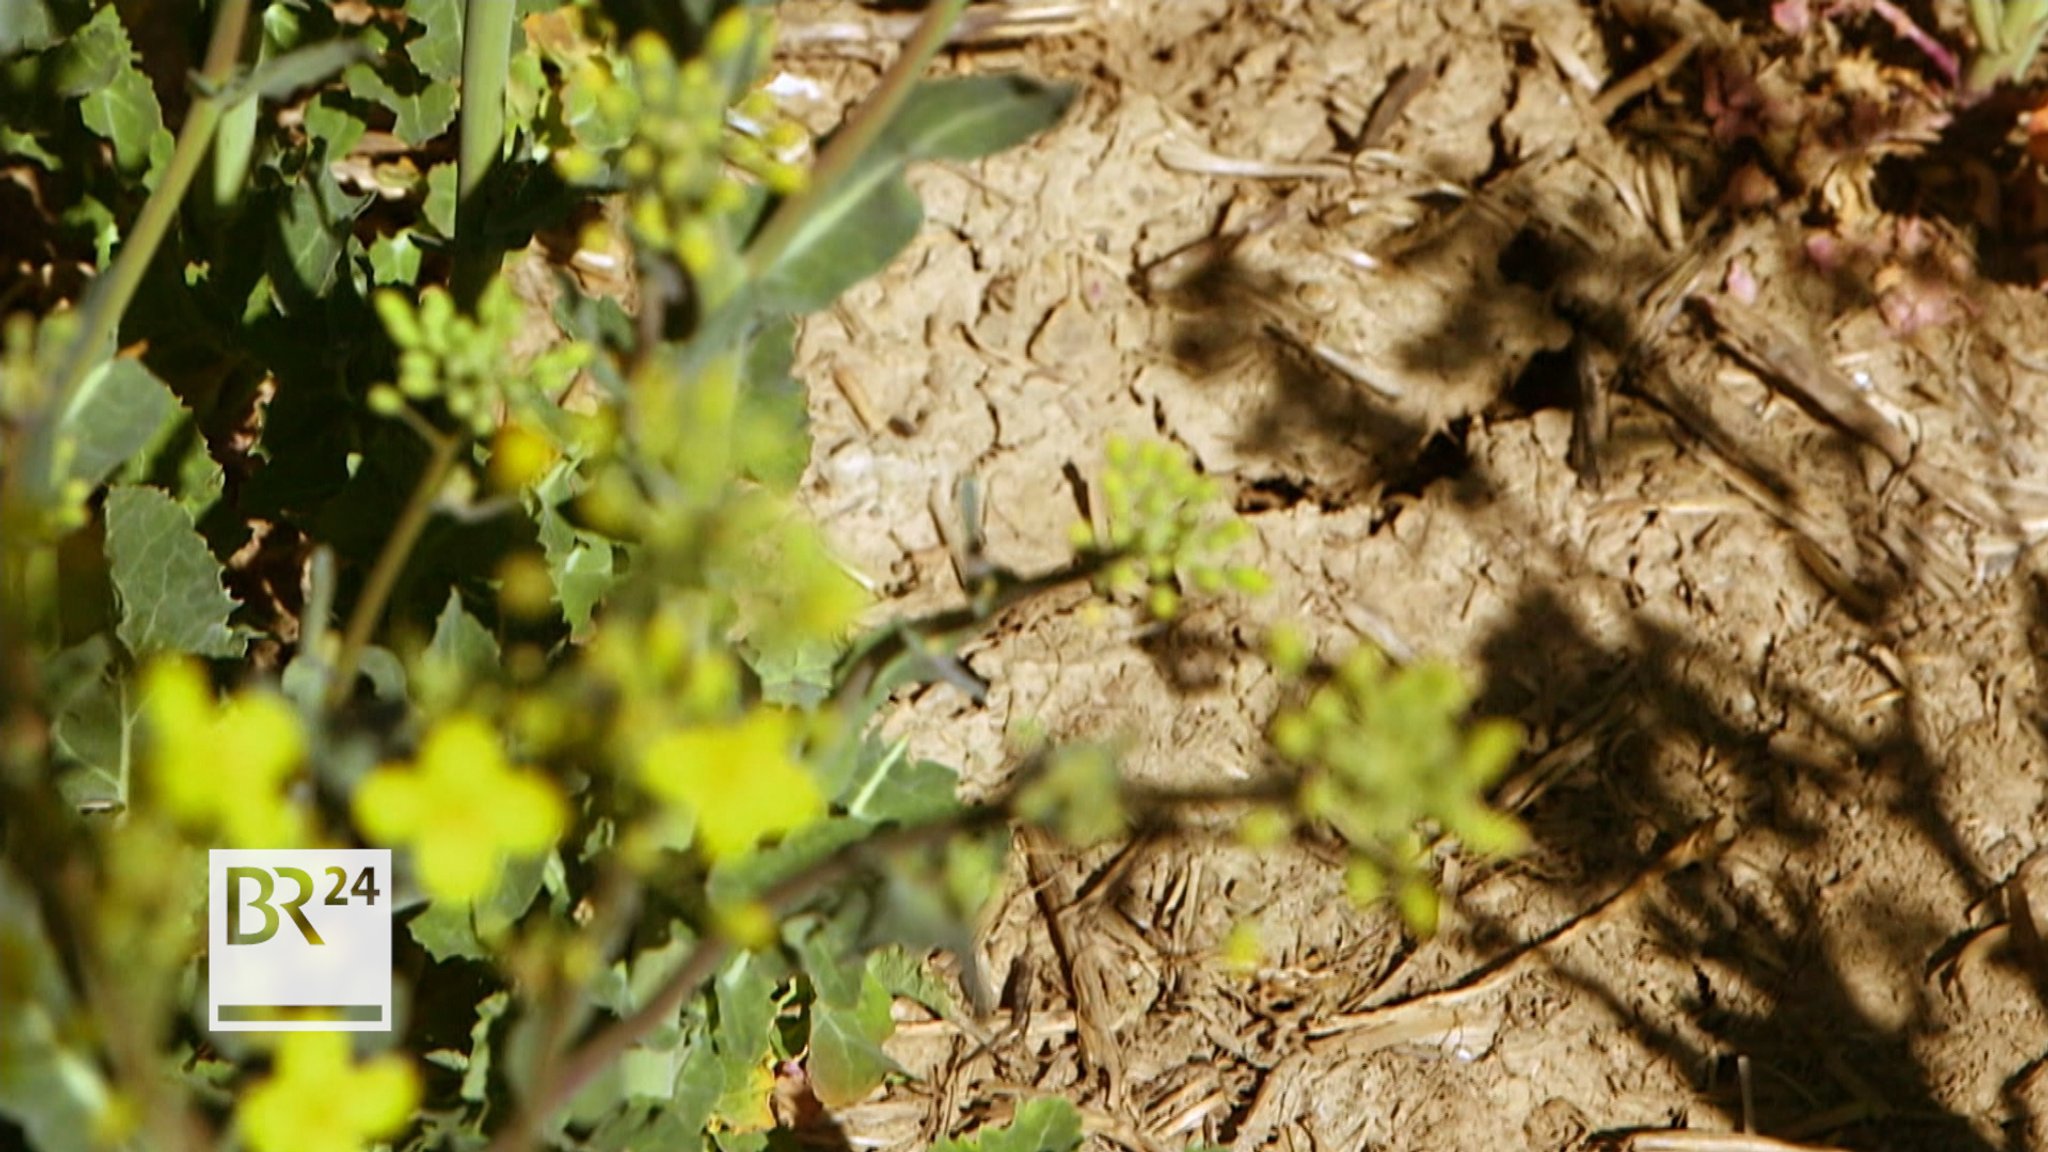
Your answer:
(353, 715), (567, 903)
(142, 658), (308, 848)
(238, 1033), (417, 1152)
(639, 709), (824, 863)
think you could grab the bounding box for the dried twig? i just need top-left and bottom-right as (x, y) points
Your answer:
(1592, 33), (1701, 121)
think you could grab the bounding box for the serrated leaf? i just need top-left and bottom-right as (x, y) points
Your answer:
(427, 589), (500, 676)
(404, 0), (464, 83)
(78, 61), (172, 185)
(707, 955), (779, 1132)
(422, 161), (458, 238)
(460, 991), (510, 1102)
(343, 59), (457, 146)
(104, 485), (244, 659)
(711, 1059), (774, 1134)
(935, 1098), (1084, 1152)
(303, 91), (369, 161)
(746, 631), (838, 709)
(806, 969), (897, 1108)
(713, 953), (776, 1065)
(269, 163), (372, 304)
(46, 5), (127, 96)
(368, 229), (424, 285)
(536, 503), (615, 640)
(407, 850), (552, 961)
(883, 76), (1076, 163)
(0, 0), (59, 56)
(590, 920), (696, 1026)
(0, 126), (58, 167)
(56, 357), (180, 493)
(867, 947), (963, 1027)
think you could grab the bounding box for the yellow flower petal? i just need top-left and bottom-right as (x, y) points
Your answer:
(491, 772), (567, 854)
(638, 711), (822, 862)
(343, 1055), (420, 1134)
(414, 833), (495, 903)
(353, 768), (427, 843)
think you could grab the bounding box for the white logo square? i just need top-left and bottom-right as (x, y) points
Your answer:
(208, 849), (393, 1032)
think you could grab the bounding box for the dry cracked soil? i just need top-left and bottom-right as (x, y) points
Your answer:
(771, 1), (2048, 1150)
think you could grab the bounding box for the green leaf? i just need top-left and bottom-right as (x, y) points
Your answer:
(55, 357), (180, 493)
(46, 5), (128, 96)
(883, 76), (1077, 163)
(739, 313), (806, 492)
(77, 60), (172, 186)
(426, 589), (500, 677)
(407, 849), (553, 961)
(45, 634), (129, 812)
(0, 0), (59, 56)
(867, 946), (963, 1028)
(752, 76), (1073, 315)
(422, 161), (458, 239)
(752, 169), (921, 316)
(52, 667), (135, 812)
(303, 91), (369, 162)
(0, 126), (58, 167)
(713, 953), (777, 1068)
(343, 59), (457, 146)
(460, 991), (511, 1103)
(806, 968), (898, 1109)
(268, 162), (371, 305)
(621, 1045), (680, 1103)
(104, 485), (244, 659)
(745, 631), (838, 709)
(404, 0), (465, 83)
(536, 502), (615, 640)
(590, 920), (697, 1031)
(668, 1040), (725, 1139)
(934, 1098), (1084, 1152)
(839, 740), (959, 825)
(368, 229), (424, 285)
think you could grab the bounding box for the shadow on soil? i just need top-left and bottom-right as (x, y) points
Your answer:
(1131, 20), (2031, 1148)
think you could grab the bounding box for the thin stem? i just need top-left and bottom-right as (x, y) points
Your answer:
(325, 428), (463, 710)
(742, 0), (967, 279)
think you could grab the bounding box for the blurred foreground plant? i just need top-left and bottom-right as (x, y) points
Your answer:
(1970, 0), (2048, 89)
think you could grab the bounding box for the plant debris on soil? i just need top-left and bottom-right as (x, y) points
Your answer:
(777, 1), (2048, 1149)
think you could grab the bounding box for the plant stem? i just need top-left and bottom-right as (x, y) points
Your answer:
(742, 0), (967, 280)
(36, 0), (252, 497)
(325, 428), (462, 710)
(454, 0), (516, 303)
